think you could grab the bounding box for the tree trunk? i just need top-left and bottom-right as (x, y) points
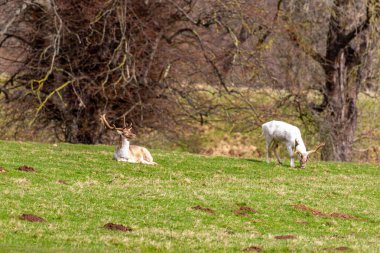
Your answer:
(316, 0), (373, 161)
(64, 111), (102, 144)
(320, 49), (358, 161)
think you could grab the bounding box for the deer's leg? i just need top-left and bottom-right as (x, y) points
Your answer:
(265, 138), (272, 163)
(141, 160), (157, 165)
(273, 143), (282, 165)
(286, 145), (295, 167)
(116, 158), (128, 162)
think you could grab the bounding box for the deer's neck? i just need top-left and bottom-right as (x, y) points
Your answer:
(295, 138), (307, 153)
(120, 136), (131, 151)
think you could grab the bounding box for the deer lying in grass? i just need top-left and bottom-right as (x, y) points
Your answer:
(100, 114), (157, 165)
(262, 120), (324, 168)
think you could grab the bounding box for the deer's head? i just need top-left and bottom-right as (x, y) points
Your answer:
(100, 114), (136, 139)
(295, 140), (325, 169)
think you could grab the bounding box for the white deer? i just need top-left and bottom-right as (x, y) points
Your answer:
(262, 120), (324, 168)
(100, 114), (157, 165)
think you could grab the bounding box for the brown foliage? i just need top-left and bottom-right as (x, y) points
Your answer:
(0, 0), (279, 144)
(1, 0), (177, 143)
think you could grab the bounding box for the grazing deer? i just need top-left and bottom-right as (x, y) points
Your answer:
(262, 120), (324, 168)
(100, 114), (157, 165)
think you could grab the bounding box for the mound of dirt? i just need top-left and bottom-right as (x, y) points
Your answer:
(225, 229), (235, 235)
(274, 235), (296, 240)
(17, 166), (36, 172)
(323, 246), (351, 251)
(328, 213), (358, 219)
(0, 167), (6, 173)
(192, 205), (215, 214)
(243, 246), (262, 252)
(234, 206), (257, 217)
(104, 223), (133, 232)
(20, 214), (45, 222)
(293, 204), (359, 220)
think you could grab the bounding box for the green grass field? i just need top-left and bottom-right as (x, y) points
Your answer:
(0, 141), (379, 252)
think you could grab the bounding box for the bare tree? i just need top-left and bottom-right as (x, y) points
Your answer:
(279, 0), (380, 161)
(0, 0), (178, 143)
(1, 0), (279, 144)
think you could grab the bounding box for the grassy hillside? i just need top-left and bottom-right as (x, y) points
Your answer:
(0, 141), (379, 252)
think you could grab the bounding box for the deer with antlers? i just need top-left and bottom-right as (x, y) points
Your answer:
(262, 120), (325, 168)
(100, 114), (157, 165)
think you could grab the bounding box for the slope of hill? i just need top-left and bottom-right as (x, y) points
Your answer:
(0, 141), (379, 252)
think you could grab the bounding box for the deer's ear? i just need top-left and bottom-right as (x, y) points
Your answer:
(116, 130), (123, 135)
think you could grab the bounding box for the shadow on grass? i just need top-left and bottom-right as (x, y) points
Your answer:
(245, 159), (304, 169)
(244, 158), (266, 164)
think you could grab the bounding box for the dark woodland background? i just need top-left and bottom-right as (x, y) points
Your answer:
(1, 0), (380, 162)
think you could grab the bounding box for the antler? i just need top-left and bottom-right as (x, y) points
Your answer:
(121, 115), (133, 128)
(307, 143), (325, 155)
(99, 114), (123, 131)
